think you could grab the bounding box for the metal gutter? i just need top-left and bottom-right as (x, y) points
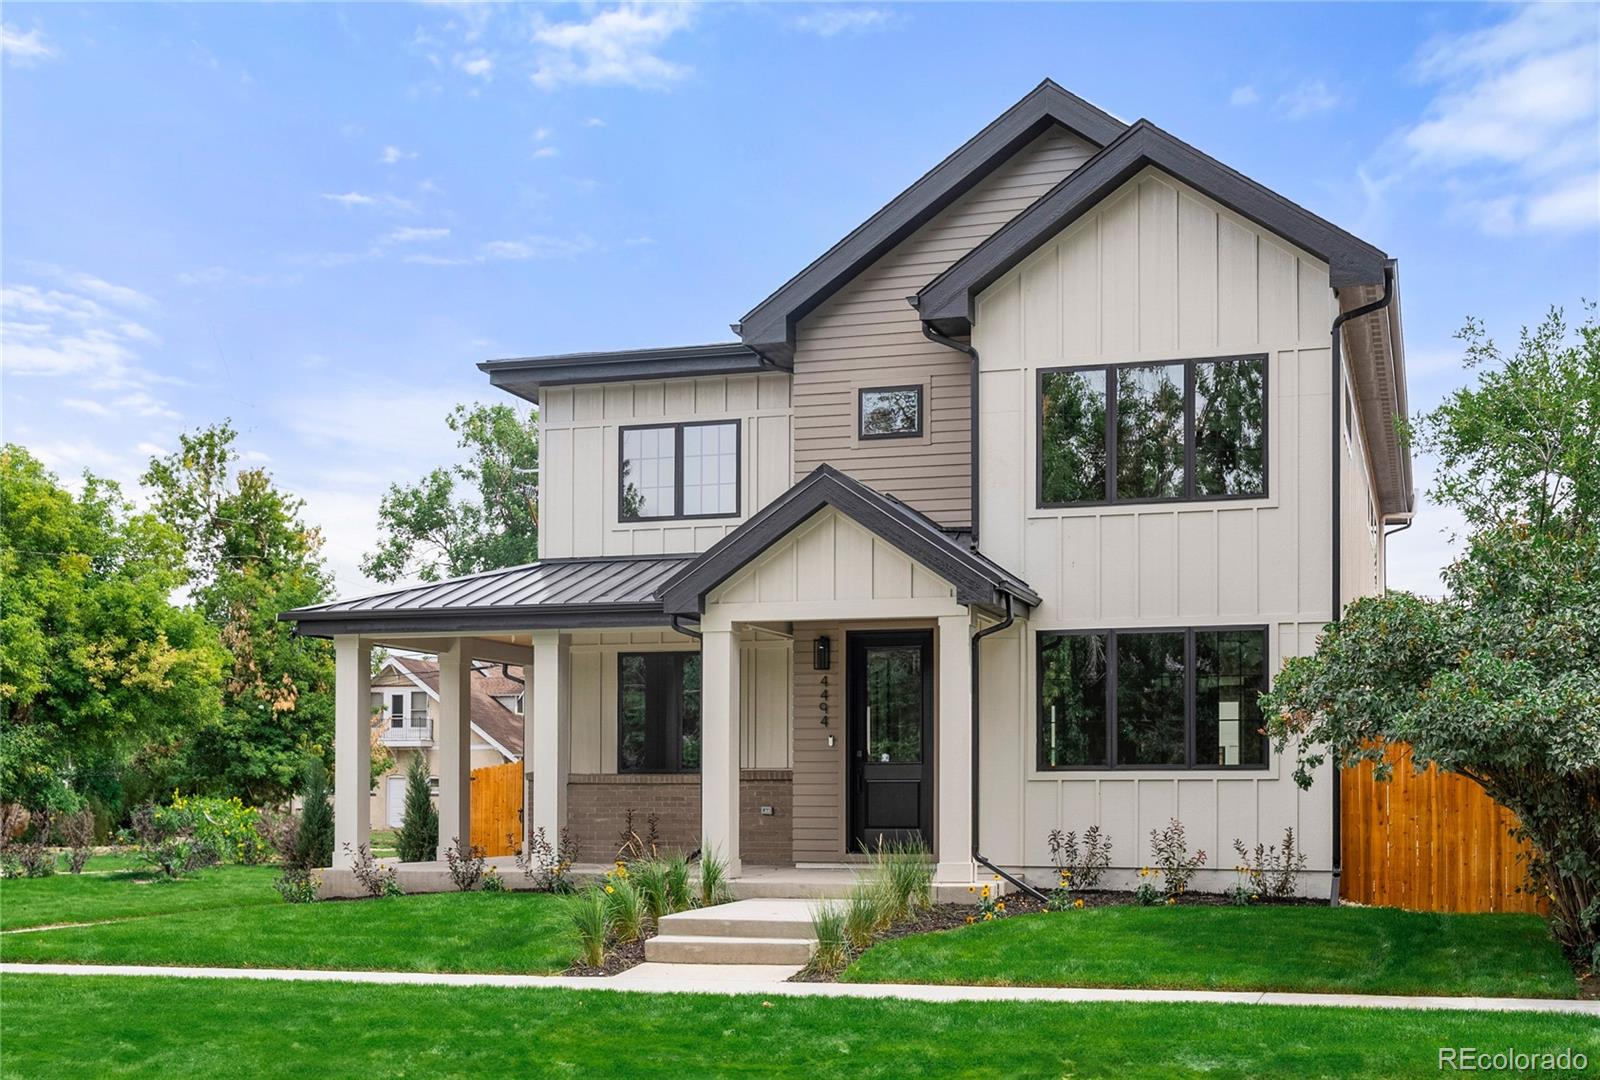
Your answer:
(920, 323), (982, 548)
(1326, 263), (1395, 905)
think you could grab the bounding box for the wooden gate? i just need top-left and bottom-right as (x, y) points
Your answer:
(1341, 744), (1542, 914)
(469, 760), (523, 857)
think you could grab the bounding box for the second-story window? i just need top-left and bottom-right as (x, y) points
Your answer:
(858, 385), (923, 439)
(619, 420), (739, 521)
(1039, 355), (1267, 507)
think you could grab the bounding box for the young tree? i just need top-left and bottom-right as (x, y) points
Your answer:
(294, 760), (335, 871)
(142, 423), (337, 804)
(362, 403), (538, 583)
(0, 446), (224, 811)
(395, 752), (439, 862)
(1265, 306), (1600, 967)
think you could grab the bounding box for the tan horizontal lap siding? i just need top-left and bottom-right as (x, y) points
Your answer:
(792, 127), (1096, 526)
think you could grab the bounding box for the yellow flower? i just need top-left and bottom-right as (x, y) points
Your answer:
(983, 912), (994, 921)
(1165, 897), (1176, 906)
(1061, 871), (1072, 880)
(604, 885), (614, 894)
(993, 875), (1001, 882)
(965, 915), (975, 925)
(995, 902), (1005, 912)
(1073, 898), (1085, 909)
(980, 885), (990, 898)
(967, 885), (975, 893)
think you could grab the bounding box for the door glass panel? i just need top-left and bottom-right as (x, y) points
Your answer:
(390, 693), (406, 728)
(865, 646), (922, 763)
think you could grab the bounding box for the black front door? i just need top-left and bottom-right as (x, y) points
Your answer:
(847, 630), (934, 851)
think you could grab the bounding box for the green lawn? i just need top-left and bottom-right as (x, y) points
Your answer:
(5, 975), (1597, 1079)
(369, 829), (399, 857)
(1, 864), (281, 931)
(844, 905), (1579, 999)
(1, 889), (577, 974)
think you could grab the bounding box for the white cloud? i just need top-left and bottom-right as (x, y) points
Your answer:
(63, 398), (112, 417)
(321, 191), (417, 214)
(381, 225), (451, 244)
(175, 266), (301, 287)
(456, 53), (493, 79)
(533, 126), (552, 141)
(379, 145), (418, 165)
(1278, 79), (1341, 118)
(1229, 85), (1259, 107)
(1395, 5), (1599, 234)
(529, 4), (693, 90)
(532, 146), (559, 159)
(583, 116), (605, 127)
(1, 22), (56, 65)
(792, 8), (892, 36)
(401, 234), (595, 266)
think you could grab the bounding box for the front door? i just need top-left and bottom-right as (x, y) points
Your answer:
(847, 630), (934, 851)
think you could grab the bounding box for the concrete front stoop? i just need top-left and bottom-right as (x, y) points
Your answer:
(645, 899), (819, 965)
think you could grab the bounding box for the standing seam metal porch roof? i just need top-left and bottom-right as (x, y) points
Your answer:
(280, 555), (694, 636)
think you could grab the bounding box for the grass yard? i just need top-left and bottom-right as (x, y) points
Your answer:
(5, 975), (1597, 1079)
(1, 889), (577, 974)
(1, 864), (281, 931)
(844, 905), (1580, 999)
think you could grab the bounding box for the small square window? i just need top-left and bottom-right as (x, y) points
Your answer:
(858, 385), (923, 439)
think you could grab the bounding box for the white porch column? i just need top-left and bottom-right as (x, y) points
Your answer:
(527, 630), (569, 852)
(700, 620), (741, 876)
(436, 640), (473, 860)
(935, 614), (976, 883)
(332, 636), (372, 869)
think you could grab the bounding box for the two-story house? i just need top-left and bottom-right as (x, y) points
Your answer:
(288, 80), (1411, 900)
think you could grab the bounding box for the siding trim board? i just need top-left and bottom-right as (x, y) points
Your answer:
(480, 343), (779, 404)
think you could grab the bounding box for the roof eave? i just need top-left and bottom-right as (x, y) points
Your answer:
(284, 603), (672, 639)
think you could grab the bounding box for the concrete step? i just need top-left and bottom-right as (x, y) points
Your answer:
(659, 900), (819, 941)
(645, 934), (816, 965)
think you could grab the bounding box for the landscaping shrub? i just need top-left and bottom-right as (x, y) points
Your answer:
(1133, 868), (1162, 906)
(696, 845), (732, 908)
(127, 803), (219, 879)
(169, 794), (267, 864)
(11, 810), (55, 878)
(1150, 818), (1206, 897)
(807, 901), (849, 975)
(966, 879), (1006, 923)
(631, 859), (670, 924)
(1047, 825), (1113, 889)
(1233, 828), (1307, 900)
(294, 763), (335, 871)
(394, 754), (438, 863)
(343, 842), (402, 898)
(481, 867), (506, 893)
(843, 880), (886, 951)
(445, 836), (485, 891)
(604, 871), (645, 944)
(59, 807), (95, 874)
(663, 853), (693, 913)
(615, 808), (661, 862)
(515, 826), (577, 893)
(274, 869), (321, 903)
(872, 837), (932, 922)
(570, 886), (611, 968)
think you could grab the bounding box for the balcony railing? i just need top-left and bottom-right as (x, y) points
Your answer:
(380, 716), (434, 746)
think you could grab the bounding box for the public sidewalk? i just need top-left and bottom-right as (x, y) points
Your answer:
(4, 962), (1596, 1016)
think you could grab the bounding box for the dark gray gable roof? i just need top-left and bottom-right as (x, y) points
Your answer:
(280, 555), (693, 637)
(734, 80), (1127, 365)
(915, 120), (1391, 334)
(478, 343), (778, 404)
(657, 465), (1040, 616)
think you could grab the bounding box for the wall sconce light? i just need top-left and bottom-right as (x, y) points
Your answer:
(813, 634), (832, 671)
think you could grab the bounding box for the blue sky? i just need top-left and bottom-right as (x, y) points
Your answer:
(3, 2), (1597, 598)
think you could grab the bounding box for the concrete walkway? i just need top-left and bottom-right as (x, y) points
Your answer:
(4, 963), (1595, 1016)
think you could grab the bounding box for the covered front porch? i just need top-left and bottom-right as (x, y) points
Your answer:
(285, 466), (1038, 897)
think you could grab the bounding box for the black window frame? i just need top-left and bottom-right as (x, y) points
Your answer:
(1036, 354), (1269, 509)
(617, 419), (741, 523)
(1035, 625), (1270, 771)
(856, 384), (925, 440)
(616, 651), (702, 774)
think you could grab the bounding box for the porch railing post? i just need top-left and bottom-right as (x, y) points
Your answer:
(935, 614), (975, 883)
(700, 620), (742, 876)
(436, 640), (473, 860)
(527, 631), (568, 855)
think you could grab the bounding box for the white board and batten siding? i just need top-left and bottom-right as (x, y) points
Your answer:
(564, 629), (793, 775)
(539, 374), (794, 559)
(971, 167), (1354, 887)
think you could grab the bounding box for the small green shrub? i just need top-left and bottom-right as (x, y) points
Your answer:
(664, 853), (693, 913)
(170, 794), (266, 864)
(631, 859), (669, 924)
(1150, 818), (1206, 897)
(515, 826), (578, 893)
(274, 868), (321, 903)
(295, 763), (336, 871)
(481, 867), (506, 893)
(395, 754), (439, 863)
(696, 845), (732, 908)
(444, 836), (485, 891)
(1233, 829), (1308, 900)
(127, 804), (219, 879)
(967, 878), (1007, 923)
(1133, 867), (1163, 906)
(1047, 825), (1113, 888)
(843, 880), (885, 952)
(873, 836), (931, 922)
(60, 808), (95, 874)
(807, 901), (849, 975)
(605, 874), (645, 943)
(344, 842), (403, 898)
(570, 887), (611, 968)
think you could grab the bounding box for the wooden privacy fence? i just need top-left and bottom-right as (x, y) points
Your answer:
(469, 760), (523, 857)
(1341, 743), (1542, 914)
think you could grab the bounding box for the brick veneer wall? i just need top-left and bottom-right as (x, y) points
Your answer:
(565, 770), (793, 866)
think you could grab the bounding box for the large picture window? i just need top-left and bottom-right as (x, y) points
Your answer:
(1038, 355), (1266, 507)
(620, 421), (739, 521)
(1038, 627), (1268, 770)
(618, 652), (702, 773)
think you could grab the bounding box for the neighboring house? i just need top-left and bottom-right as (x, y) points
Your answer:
(289, 80), (1410, 895)
(369, 655), (524, 829)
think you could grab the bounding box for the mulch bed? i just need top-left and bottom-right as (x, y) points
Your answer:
(564, 929), (653, 976)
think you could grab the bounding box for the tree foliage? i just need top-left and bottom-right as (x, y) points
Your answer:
(1264, 306), (1600, 967)
(396, 751), (439, 863)
(362, 403), (538, 583)
(142, 422), (336, 804)
(0, 447), (224, 811)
